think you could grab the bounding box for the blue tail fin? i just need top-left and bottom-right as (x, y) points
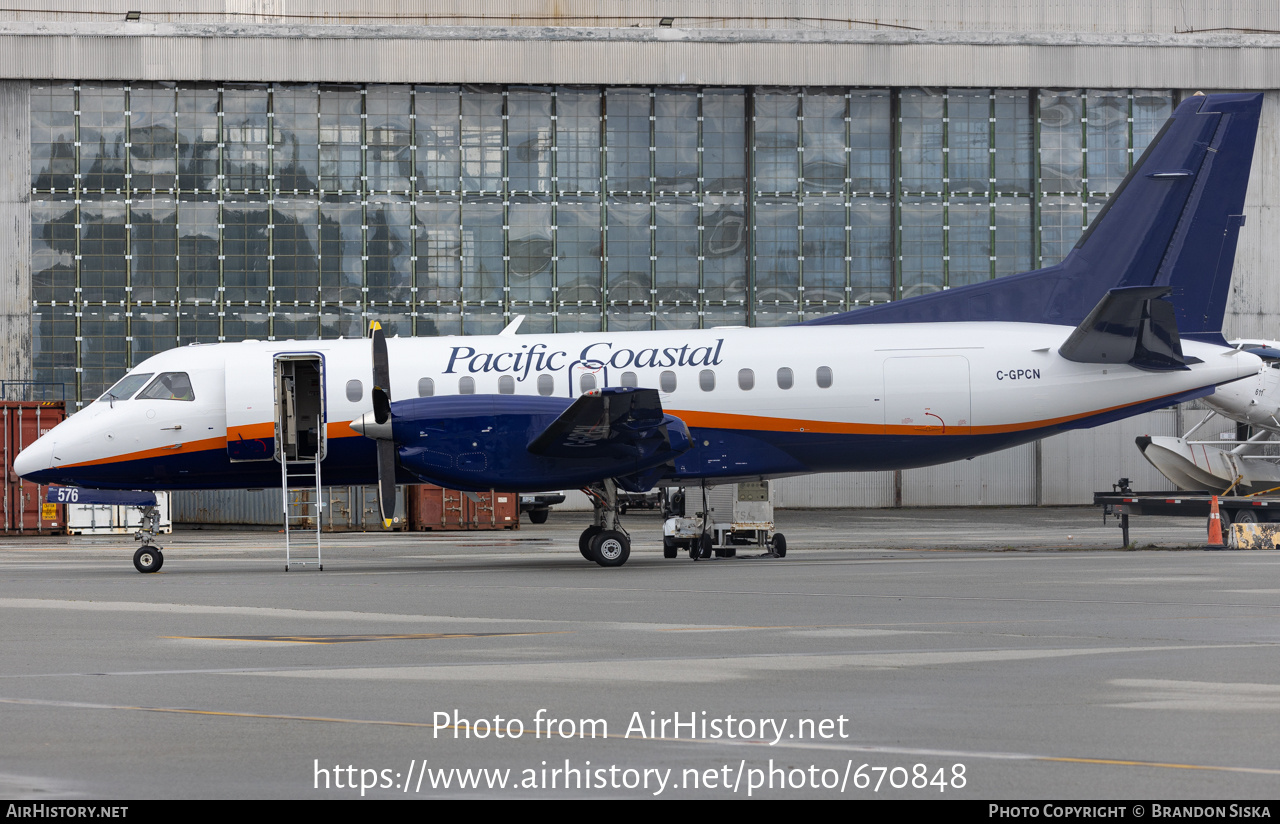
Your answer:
(802, 92), (1262, 337)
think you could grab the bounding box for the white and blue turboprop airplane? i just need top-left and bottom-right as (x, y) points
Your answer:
(14, 92), (1267, 570)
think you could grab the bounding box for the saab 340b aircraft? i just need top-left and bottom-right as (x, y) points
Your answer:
(14, 92), (1267, 570)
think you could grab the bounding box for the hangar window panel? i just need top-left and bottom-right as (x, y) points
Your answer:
(556, 198), (602, 306)
(848, 90), (891, 191)
(365, 86), (411, 193)
(899, 198), (944, 299)
(130, 197), (178, 302)
(272, 198), (321, 304)
(605, 198), (651, 304)
(78, 199), (128, 303)
(415, 305), (463, 337)
(753, 90), (799, 192)
(537, 373), (554, 396)
(1086, 90), (1129, 194)
(176, 86), (220, 192)
(738, 368), (754, 390)
(947, 198), (991, 288)
(271, 84), (319, 194)
(993, 90), (1033, 193)
(176, 303), (223, 345)
(128, 84), (178, 193)
(318, 201), (363, 303)
(1038, 91), (1083, 194)
(801, 200), (846, 299)
(223, 198), (271, 304)
(415, 198), (462, 302)
(508, 197), (553, 303)
(131, 313), (180, 365)
(802, 91), (848, 193)
(555, 89), (602, 194)
(849, 199), (892, 304)
(607, 304), (651, 332)
(367, 311), (412, 338)
(655, 197), (699, 295)
(604, 89), (651, 193)
(1039, 196), (1085, 267)
(753, 198), (799, 303)
(776, 367), (794, 389)
(318, 87), (364, 194)
(899, 89), (944, 193)
(79, 82), (128, 192)
(458, 376), (476, 395)
(558, 305), (604, 333)
(318, 305), (361, 340)
(366, 197), (414, 302)
(508, 89), (553, 194)
(30, 82), (77, 191)
(656, 304), (700, 330)
(222, 86), (270, 191)
(654, 89), (698, 191)
(994, 199), (1034, 277)
(702, 195), (747, 303)
(414, 87), (461, 192)
(754, 303), (798, 328)
(816, 366), (833, 388)
(32, 304), (78, 393)
(418, 377), (435, 397)
(460, 198), (505, 304)
(78, 307), (129, 401)
(176, 197), (221, 303)
(702, 89), (746, 192)
(31, 199), (77, 303)
(1132, 91), (1174, 155)
(703, 305), (747, 327)
(271, 310), (320, 341)
(947, 89), (991, 195)
(460, 88), (505, 192)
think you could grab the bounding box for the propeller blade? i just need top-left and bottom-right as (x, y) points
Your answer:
(376, 438), (397, 527)
(371, 321), (391, 424)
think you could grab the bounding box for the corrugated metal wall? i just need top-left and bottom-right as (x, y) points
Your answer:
(0, 1), (1276, 35)
(0, 82), (30, 385)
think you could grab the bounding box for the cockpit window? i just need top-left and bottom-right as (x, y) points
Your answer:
(137, 372), (196, 402)
(98, 372), (154, 403)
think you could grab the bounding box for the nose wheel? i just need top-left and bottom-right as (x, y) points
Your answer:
(133, 546), (164, 573)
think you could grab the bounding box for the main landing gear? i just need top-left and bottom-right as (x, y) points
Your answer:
(578, 480), (631, 567)
(132, 505), (164, 573)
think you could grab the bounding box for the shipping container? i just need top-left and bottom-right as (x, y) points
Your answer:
(408, 486), (519, 531)
(1, 401), (66, 534)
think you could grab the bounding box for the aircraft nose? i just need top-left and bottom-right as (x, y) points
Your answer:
(13, 436), (54, 480)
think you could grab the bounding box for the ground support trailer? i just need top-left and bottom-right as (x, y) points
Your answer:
(1094, 484), (1280, 548)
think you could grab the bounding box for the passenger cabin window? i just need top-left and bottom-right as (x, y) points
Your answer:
(418, 377), (435, 397)
(98, 372), (154, 403)
(459, 376), (476, 395)
(580, 373), (597, 393)
(138, 372), (195, 401)
(537, 374), (554, 396)
(498, 375), (515, 394)
(660, 371), (677, 393)
(816, 366), (833, 388)
(346, 379), (363, 402)
(699, 369), (716, 391)
(777, 367), (794, 390)
(738, 368), (754, 390)
(621, 371), (638, 388)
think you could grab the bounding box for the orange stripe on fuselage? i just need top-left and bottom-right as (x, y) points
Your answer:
(61, 435), (230, 469)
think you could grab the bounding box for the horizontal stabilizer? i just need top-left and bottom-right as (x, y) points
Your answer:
(1058, 286), (1189, 371)
(528, 387), (688, 461)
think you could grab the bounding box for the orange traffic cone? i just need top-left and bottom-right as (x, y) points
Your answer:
(1207, 495), (1225, 549)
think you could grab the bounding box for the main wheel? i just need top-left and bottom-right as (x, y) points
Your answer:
(591, 530), (630, 567)
(529, 508), (549, 525)
(771, 533), (787, 557)
(133, 546), (164, 574)
(689, 533), (713, 560)
(663, 536), (678, 559)
(1234, 508), (1259, 524)
(579, 525), (603, 561)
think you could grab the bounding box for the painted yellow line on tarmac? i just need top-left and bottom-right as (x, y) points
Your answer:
(1, 696), (1276, 777)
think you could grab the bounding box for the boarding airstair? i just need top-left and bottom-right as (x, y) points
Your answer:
(281, 451), (323, 570)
